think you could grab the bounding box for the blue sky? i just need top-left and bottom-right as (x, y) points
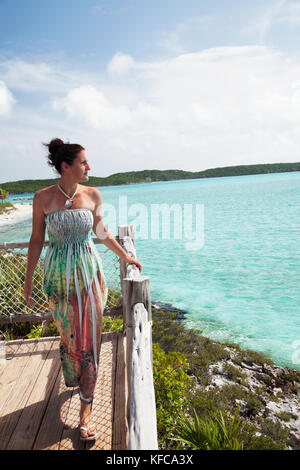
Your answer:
(1, 0), (300, 182)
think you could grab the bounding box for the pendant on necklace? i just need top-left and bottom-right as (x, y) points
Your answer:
(65, 199), (73, 208)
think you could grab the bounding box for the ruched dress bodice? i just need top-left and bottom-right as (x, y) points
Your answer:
(46, 208), (93, 247)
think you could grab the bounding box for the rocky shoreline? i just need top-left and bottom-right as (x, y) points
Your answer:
(152, 301), (187, 319)
(206, 346), (300, 448)
(152, 301), (300, 449)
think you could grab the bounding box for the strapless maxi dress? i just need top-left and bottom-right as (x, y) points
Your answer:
(43, 208), (108, 403)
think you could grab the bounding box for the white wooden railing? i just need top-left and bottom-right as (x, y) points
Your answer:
(119, 225), (158, 450)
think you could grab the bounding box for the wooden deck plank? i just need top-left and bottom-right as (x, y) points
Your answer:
(112, 333), (129, 450)
(87, 331), (117, 450)
(0, 339), (47, 450)
(32, 366), (74, 450)
(0, 339), (24, 376)
(0, 339), (37, 415)
(6, 338), (61, 450)
(0, 331), (128, 451)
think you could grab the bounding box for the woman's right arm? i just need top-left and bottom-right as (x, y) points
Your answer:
(23, 192), (46, 307)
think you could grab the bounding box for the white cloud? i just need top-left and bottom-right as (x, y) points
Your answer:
(0, 80), (15, 116)
(2, 45), (300, 182)
(0, 58), (94, 93)
(159, 16), (212, 54)
(244, 0), (300, 43)
(276, 1), (300, 24)
(107, 52), (136, 77)
(53, 84), (132, 130)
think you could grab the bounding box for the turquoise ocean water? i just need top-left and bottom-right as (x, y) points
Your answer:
(1, 172), (299, 369)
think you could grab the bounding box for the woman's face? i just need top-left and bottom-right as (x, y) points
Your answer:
(62, 150), (91, 181)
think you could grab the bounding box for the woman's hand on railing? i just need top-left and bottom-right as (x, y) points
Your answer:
(23, 279), (35, 308)
(125, 256), (143, 272)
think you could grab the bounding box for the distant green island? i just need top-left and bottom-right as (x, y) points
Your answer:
(1, 162), (300, 194)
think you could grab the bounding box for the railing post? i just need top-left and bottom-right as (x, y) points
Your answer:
(118, 225), (158, 450)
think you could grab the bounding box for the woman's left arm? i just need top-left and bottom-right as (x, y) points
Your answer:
(91, 188), (142, 272)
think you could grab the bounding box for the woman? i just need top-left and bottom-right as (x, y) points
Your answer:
(23, 138), (142, 441)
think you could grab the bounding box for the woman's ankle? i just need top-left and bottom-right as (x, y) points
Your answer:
(80, 402), (91, 422)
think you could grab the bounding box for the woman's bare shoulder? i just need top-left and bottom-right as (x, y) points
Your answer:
(82, 185), (101, 198)
(35, 184), (57, 195)
(34, 185), (57, 209)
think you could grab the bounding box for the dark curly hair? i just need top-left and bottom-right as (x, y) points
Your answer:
(43, 138), (85, 175)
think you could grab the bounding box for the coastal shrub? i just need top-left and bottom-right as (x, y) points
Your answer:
(232, 357), (243, 366)
(257, 417), (290, 447)
(281, 370), (300, 383)
(0, 201), (14, 214)
(238, 349), (274, 367)
(152, 342), (190, 449)
(27, 324), (43, 338)
(279, 370), (300, 394)
(189, 383), (266, 420)
(152, 308), (196, 353)
(172, 409), (244, 450)
(260, 373), (273, 387)
(275, 411), (291, 422)
(189, 338), (230, 375)
(42, 321), (59, 336)
(243, 434), (286, 450)
(0, 187), (8, 201)
(0, 188), (11, 214)
(233, 420), (285, 450)
(268, 394), (280, 403)
(245, 394), (265, 417)
(216, 384), (248, 405)
(102, 316), (123, 333)
(27, 321), (59, 338)
(187, 388), (225, 419)
(222, 364), (247, 384)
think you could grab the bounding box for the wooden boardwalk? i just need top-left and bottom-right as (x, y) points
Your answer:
(0, 332), (128, 450)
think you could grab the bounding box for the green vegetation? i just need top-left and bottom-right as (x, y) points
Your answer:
(0, 201), (14, 215)
(0, 187), (8, 202)
(0, 187), (14, 214)
(102, 315), (123, 333)
(275, 412), (292, 422)
(1, 161), (300, 193)
(172, 409), (244, 450)
(152, 342), (190, 448)
(222, 363), (247, 384)
(151, 307), (298, 450)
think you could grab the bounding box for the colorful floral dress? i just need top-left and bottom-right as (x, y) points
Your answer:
(43, 208), (108, 403)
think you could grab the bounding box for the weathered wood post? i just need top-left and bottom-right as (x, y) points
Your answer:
(119, 225), (158, 450)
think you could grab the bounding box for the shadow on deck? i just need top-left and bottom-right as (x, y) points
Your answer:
(0, 332), (128, 450)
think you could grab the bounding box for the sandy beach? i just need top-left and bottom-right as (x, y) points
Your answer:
(0, 203), (33, 228)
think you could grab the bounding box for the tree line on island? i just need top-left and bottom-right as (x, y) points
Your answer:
(1, 161), (300, 194)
